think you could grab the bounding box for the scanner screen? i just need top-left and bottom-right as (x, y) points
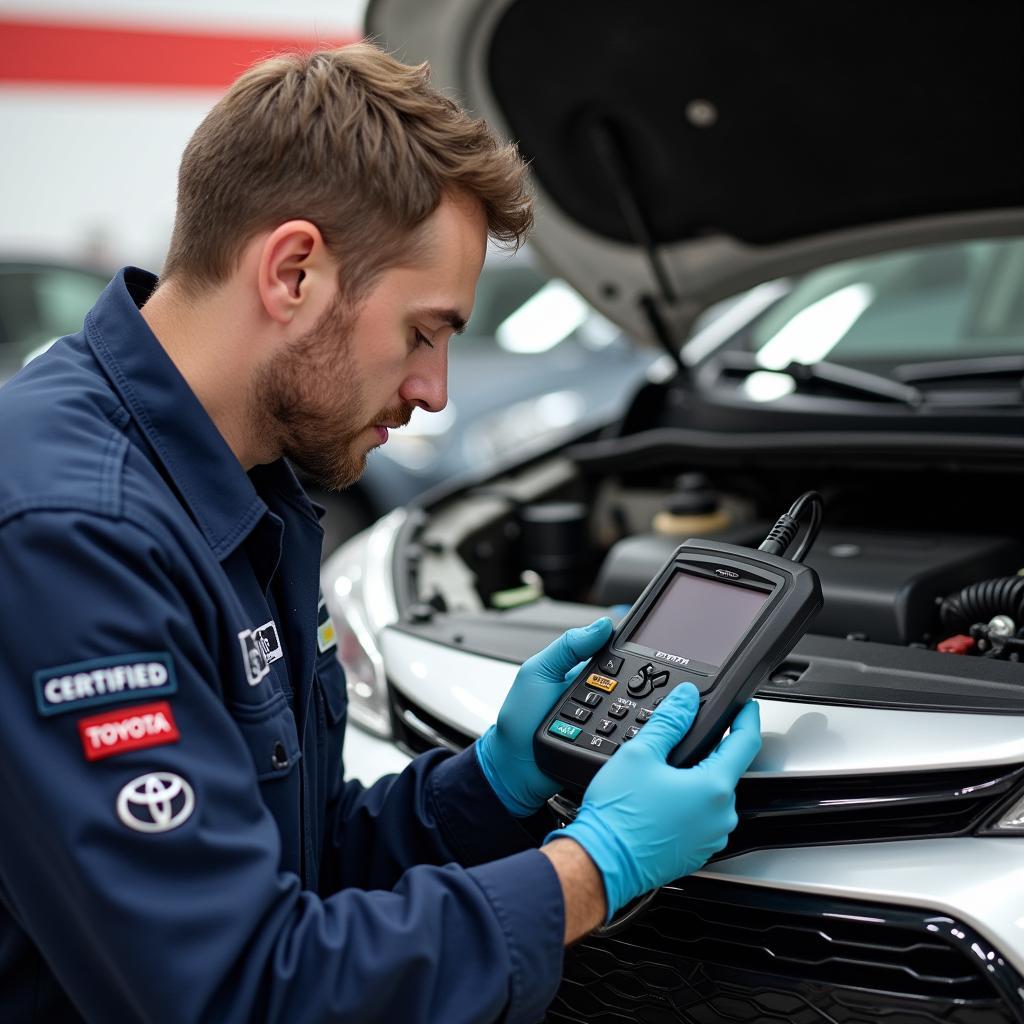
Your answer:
(628, 571), (770, 668)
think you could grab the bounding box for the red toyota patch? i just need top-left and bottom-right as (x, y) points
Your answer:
(76, 701), (180, 762)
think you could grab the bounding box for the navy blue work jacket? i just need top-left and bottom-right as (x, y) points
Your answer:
(0, 269), (564, 1023)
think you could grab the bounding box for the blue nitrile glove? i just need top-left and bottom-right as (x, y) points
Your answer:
(554, 684), (762, 917)
(476, 617), (615, 817)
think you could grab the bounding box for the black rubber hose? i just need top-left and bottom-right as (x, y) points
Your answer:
(939, 576), (1024, 633)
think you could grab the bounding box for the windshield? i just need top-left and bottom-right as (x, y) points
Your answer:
(750, 238), (1024, 370)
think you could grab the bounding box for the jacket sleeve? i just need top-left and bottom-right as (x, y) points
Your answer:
(317, 737), (553, 895)
(0, 509), (565, 1024)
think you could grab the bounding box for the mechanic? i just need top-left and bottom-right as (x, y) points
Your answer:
(0, 44), (761, 1023)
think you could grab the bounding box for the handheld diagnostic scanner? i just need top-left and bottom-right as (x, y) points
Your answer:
(534, 492), (825, 792)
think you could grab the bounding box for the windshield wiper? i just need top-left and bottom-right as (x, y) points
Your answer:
(894, 354), (1024, 385)
(718, 351), (924, 407)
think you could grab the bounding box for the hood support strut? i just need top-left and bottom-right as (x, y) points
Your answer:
(590, 118), (686, 374)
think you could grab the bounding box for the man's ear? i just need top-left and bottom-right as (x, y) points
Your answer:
(256, 220), (333, 325)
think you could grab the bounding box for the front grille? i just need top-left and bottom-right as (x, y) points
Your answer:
(389, 685), (475, 757)
(389, 684), (1023, 854)
(728, 762), (1024, 857)
(545, 878), (1024, 1024)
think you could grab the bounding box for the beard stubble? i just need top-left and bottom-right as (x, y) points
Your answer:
(251, 296), (411, 492)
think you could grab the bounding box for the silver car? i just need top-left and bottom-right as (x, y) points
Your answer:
(328, 3), (1024, 1021)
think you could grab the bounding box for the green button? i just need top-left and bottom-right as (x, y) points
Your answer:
(549, 719), (582, 741)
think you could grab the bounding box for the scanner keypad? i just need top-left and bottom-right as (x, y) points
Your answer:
(545, 652), (707, 758)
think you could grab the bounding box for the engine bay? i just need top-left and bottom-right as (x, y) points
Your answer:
(389, 421), (1024, 714)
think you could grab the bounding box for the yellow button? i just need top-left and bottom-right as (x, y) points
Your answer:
(586, 673), (618, 693)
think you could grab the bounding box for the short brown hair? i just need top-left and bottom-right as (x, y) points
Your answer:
(162, 43), (533, 298)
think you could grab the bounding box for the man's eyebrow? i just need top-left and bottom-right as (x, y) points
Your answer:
(418, 307), (468, 335)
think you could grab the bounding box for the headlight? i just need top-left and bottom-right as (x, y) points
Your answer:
(980, 790), (1024, 835)
(320, 509), (405, 738)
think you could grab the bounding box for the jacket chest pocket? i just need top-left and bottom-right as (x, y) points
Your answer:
(228, 690), (302, 782)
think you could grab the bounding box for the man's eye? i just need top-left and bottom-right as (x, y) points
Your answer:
(414, 329), (435, 350)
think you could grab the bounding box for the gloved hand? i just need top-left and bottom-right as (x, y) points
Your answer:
(555, 684), (761, 917)
(476, 618), (614, 817)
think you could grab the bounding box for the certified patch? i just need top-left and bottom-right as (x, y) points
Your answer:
(237, 620), (282, 686)
(316, 596), (337, 654)
(116, 771), (194, 834)
(77, 701), (180, 762)
(34, 653), (177, 718)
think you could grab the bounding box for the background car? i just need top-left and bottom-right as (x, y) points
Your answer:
(327, 2), (1024, 1021)
(0, 259), (111, 378)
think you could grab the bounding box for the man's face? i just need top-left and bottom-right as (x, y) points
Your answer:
(255, 193), (487, 491)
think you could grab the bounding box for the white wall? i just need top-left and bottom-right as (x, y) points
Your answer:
(0, 0), (366, 270)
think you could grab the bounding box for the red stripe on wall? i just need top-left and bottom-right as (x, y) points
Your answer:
(0, 19), (360, 89)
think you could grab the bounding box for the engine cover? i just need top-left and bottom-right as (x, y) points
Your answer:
(594, 528), (1023, 645)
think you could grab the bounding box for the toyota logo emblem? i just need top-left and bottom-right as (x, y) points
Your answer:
(116, 772), (195, 834)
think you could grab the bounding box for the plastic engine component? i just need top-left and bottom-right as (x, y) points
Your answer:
(594, 529), (1023, 645)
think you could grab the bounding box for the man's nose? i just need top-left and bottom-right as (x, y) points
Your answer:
(402, 351), (448, 413)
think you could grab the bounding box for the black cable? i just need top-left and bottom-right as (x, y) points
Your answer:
(593, 890), (659, 937)
(758, 491), (824, 563)
(786, 491), (824, 564)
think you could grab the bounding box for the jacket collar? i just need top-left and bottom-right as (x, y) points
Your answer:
(85, 267), (317, 560)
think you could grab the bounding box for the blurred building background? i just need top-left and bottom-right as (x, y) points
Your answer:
(0, 4), (661, 551)
(0, 0), (365, 270)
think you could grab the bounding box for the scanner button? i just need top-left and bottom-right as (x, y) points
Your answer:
(584, 733), (618, 753)
(607, 704), (629, 720)
(586, 673), (618, 693)
(636, 708), (653, 723)
(562, 702), (592, 724)
(549, 720), (582, 741)
(624, 726), (641, 741)
(598, 655), (623, 675)
(596, 719), (616, 735)
(571, 686), (603, 707)
(627, 675), (652, 698)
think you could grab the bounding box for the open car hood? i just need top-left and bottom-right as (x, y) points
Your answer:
(366, 0), (1024, 345)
